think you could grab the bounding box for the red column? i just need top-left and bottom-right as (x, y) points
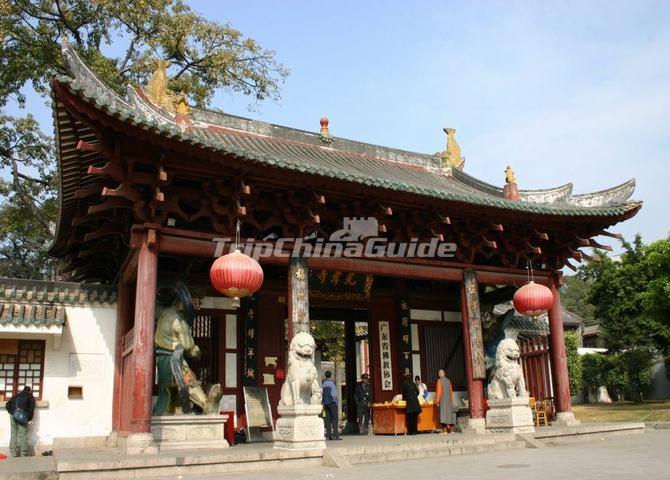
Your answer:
(112, 279), (133, 432)
(130, 233), (158, 433)
(460, 283), (485, 419)
(548, 276), (574, 417)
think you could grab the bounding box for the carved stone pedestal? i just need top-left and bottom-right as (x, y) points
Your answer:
(151, 415), (229, 452)
(273, 404), (326, 451)
(486, 397), (535, 433)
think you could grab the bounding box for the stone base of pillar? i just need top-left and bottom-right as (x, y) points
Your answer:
(553, 411), (581, 427)
(273, 404), (326, 451)
(458, 416), (487, 434)
(118, 432), (158, 455)
(486, 397), (535, 433)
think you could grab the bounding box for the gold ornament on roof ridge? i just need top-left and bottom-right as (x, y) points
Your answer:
(436, 128), (465, 170)
(145, 59), (189, 115)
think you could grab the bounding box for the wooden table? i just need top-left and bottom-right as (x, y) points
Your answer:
(371, 404), (439, 435)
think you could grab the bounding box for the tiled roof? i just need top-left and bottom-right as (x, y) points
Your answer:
(52, 42), (642, 220)
(0, 278), (116, 327)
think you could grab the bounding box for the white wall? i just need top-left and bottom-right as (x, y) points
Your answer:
(0, 305), (117, 448)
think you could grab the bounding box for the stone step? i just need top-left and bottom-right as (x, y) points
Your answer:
(57, 448), (324, 480)
(533, 422), (645, 446)
(333, 433), (516, 456)
(341, 439), (526, 465)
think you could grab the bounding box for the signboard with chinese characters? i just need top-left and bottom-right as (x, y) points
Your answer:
(398, 297), (413, 377)
(379, 321), (393, 391)
(309, 269), (374, 302)
(243, 386), (273, 442)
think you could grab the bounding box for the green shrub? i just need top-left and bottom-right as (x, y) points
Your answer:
(565, 332), (583, 395)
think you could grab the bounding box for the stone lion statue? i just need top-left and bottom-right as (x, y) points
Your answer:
(280, 332), (322, 406)
(487, 338), (528, 399)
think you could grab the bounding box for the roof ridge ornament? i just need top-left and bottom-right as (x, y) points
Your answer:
(436, 128), (465, 170)
(319, 117), (334, 146)
(503, 165), (520, 201)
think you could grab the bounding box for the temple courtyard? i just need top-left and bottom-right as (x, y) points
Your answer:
(159, 428), (670, 480)
(1, 423), (667, 479)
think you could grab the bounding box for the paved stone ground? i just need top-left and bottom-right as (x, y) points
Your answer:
(164, 429), (670, 480)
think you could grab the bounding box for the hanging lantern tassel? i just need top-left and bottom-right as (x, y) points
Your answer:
(210, 249), (264, 308)
(513, 281), (554, 318)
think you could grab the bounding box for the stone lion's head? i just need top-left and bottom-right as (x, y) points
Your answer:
(496, 338), (520, 367)
(290, 331), (316, 361)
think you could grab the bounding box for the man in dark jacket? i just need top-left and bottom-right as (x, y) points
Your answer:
(401, 374), (421, 435)
(6, 386), (36, 457)
(354, 373), (372, 435)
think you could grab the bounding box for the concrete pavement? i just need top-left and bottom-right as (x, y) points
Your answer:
(163, 429), (670, 480)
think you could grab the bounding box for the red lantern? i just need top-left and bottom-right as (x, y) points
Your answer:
(513, 281), (554, 318)
(210, 249), (264, 307)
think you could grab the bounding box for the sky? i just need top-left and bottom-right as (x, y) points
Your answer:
(9, 0), (670, 251)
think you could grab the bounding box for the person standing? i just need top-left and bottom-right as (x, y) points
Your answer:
(415, 376), (428, 401)
(354, 373), (372, 435)
(402, 374), (421, 435)
(435, 369), (454, 433)
(322, 371), (341, 440)
(6, 386), (36, 457)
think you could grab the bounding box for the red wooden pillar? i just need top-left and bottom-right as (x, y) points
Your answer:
(460, 283), (485, 421)
(548, 275), (580, 425)
(130, 231), (159, 433)
(112, 278), (133, 432)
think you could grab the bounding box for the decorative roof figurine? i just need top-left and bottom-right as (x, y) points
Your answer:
(436, 128), (465, 170)
(319, 117), (334, 146)
(505, 165), (516, 184)
(503, 165), (520, 200)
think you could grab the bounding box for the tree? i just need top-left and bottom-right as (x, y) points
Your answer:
(0, 0), (288, 278)
(583, 235), (670, 400)
(560, 274), (596, 325)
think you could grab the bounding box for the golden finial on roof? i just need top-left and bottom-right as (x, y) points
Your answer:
(175, 91), (190, 115)
(436, 128), (465, 169)
(503, 165), (519, 200)
(145, 59), (190, 115)
(505, 165), (516, 184)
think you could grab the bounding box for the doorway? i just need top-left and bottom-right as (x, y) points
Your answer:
(310, 306), (369, 433)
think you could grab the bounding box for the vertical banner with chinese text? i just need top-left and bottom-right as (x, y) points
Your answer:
(398, 296), (413, 377)
(379, 321), (393, 391)
(242, 295), (259, 386)
(463, 270), (486, 380)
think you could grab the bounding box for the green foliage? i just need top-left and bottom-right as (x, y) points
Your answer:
(564, 331), (583, 395)
(0, 0), (287, 278)
(311, 321), (345, 364)
(576, 236), (670, 402)
(560, 275), (596, 325)
(582, 353), (626, 401)
(581, 351), (653, 403)
(1, 0), (288, 107)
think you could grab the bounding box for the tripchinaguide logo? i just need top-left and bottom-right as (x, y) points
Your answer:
(213, 217), (457, 260)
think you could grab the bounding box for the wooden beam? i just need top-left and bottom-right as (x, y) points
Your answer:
(76, 139), (102, 152)
(84, 222), (126, 242)
(102, 183), (142, 203)
(599, 230), (624, 240)
(589, 238), (613, 251)
(88, 197), (132, 214)
(88, 161), (125, 181)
